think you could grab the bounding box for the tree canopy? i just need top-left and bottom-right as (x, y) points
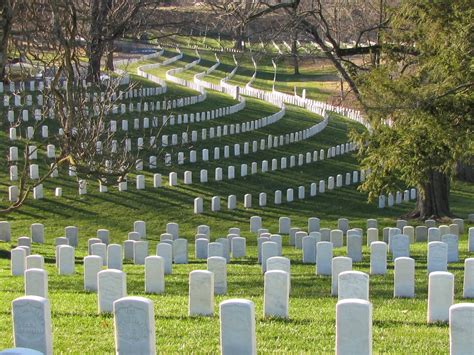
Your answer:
(352, 0), (473, 218)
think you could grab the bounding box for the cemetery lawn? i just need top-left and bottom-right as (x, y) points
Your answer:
(0, 181), (472, 353)
(0, 46), (473, 353)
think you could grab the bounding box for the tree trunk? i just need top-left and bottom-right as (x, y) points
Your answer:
(87, 0), (110, 82)
(291, 34), (299, 75)
(87, 45), (103, 82)
(0, 0), (14, 82)
(105, 41), (114, 71)
(234, 24), (245, 50)
(408, 171), (451, 220)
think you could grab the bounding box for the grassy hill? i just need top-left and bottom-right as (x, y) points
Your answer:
(0, 46), (472, 353)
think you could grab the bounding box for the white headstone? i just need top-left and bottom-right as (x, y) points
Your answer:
(195, 238), (209, 259)
(113, 296), (156, 355)
(331, 257), (352, 296)
(65, 226), (78, 247)
(330, 230), (343, 248)
(98, 269), (127, 313)
(58, 245), (75, 275)
(416, 226), (428, 242)
(26, 255), (44, 270)
(394, 257), (415, 298)
(133, 220), (146, 239)
(1, 221), (11, 242)
(261, 242), (278, 273)
(316, 242), (333, 275)
(338, 271), (369, 301)
(208, 256), (227, 295)
(30, 224), (44, 244)
(302, 235), (319, 264)
(189, 270), (214, 316)
(219, 299), (256, 355)
(11, 248), (26, 276)
(463, 258), (474, 298)
(347, 234), (362, 262)
(449, 303), (474, 354)
(390, 234), (410, 260)
(25, 268), (48, 298)
(370, 241), (387, 275)
(156, 243), (172, 274)
(84, 255), (102, 292)
(134, 241), (148, 265)
(173, 239), (188, 264)
(336, 299), (372, 355)
(231, 237), (246, 258)
(441, 234), (458, 262)
(91, 243), (107, 266)
(427, 271), (454, 323)
(12, 296), (53, 355)
(145, 256), (165, 294)
(250, 216), (262, 233)
(428, 241), (448, 273)
(107, 244), (122, 270)
(264, 270), (289, 318)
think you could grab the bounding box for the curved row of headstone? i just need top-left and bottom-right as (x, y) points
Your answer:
(6, 94), (247, 145)
(154, 105), (285, 152)
(212, 55), (364, 127)
(159, 40), (244, 53)
(135, 48), (185, 92)
(3, 80), (166, 112)
(242, 63), (364, 125)
(5, 138), (355, 203)
(161, 141), (356, 190)
(5, 139), (355, 202)
(151, 109), (323, 167)
(193, 168), (369, 214)
(3, 50), (166, 112)
(5, 94), (201, 142)
(5, 219), (472, 288)
(193, 54), (222, 91)
(164, 49), (204, 92)
(378, 190), (418, 208)
(113, 47), (165, 69)
(219, 55), (239, 97)
(112, 47), (165, 86)
(245, 57), (259, 90)
(0, 47), (165, 96)
(7, 52), (213, 138)
(5, 86), (170, 125)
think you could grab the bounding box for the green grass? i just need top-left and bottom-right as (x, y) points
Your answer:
(0, 45), (473, 353)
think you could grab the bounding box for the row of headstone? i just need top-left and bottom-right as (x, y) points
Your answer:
(5, 133), (352, 188)
(13, 235), (474, 305)
(2, 218), (472, 247)
(195, 169), (366, 213)
(195, 235), (246, 260)
(5, 78), (180, 113)
(161, 104), (284, 147)
(3, 84), (164, 120)
(9, 294), (473, 354)
(106, 98), (245, 135)
(378, 189), (417, 208)
(159, 123), (352, 168)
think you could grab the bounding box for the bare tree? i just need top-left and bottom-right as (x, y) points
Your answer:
(0, 0), (18, 81)
(85, 0), (160, 81)
(1, 0), (168, 214)
(206, 0), (294, 50)
(206, 0), (389, 104)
